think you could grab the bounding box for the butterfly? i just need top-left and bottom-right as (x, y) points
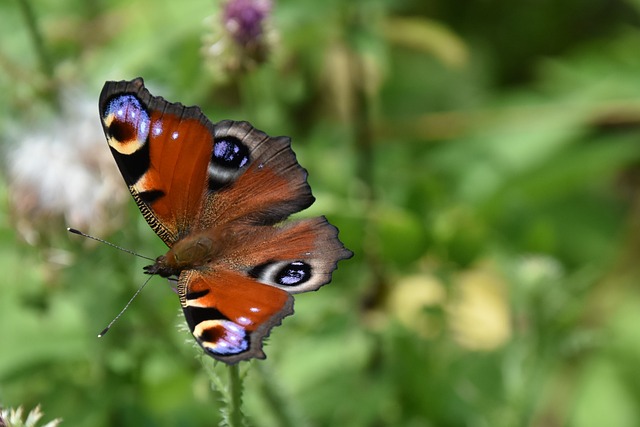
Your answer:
(98, 78), (352, 364)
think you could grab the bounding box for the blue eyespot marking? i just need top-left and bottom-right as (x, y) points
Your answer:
(276, 261), (311, 286)
(200, 320), (249, 355)
(105, 95), (150, 143)
(212, 138), (249, 169)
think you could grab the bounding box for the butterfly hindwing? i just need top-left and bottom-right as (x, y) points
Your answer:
(179, 269), (294, 363)
(217, 216), (352, 293)
(179, 217), (350, 362)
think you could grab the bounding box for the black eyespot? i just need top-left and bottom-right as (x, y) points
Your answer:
(200, 325), (224, 343)
(275, 261), (311, 286)
(211, 137), (249, 170)
(108, 120), (136, 141)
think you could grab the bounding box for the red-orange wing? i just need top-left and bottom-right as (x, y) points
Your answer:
(179, 269), (294, 364)
(99, 78), (315, 245)
(99, 78), (215, 245)
(178, 216), (351, 363)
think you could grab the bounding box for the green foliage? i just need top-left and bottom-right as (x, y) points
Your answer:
(2, 0), (640, 426)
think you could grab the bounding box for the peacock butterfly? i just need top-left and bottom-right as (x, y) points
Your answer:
(97, 78), (352, 364)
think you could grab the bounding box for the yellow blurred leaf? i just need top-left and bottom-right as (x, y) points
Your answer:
(448, 267), (512, 351)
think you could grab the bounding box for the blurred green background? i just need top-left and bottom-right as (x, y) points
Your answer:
(2, 0), (640, 426)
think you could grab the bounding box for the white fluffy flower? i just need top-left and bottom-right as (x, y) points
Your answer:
(7, 88), (128, 244)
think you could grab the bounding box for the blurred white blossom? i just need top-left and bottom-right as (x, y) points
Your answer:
(7, 88), (128, 245)
(515, 254), (564, 287)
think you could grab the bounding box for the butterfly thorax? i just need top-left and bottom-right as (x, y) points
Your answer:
(144, 233), (218, 278)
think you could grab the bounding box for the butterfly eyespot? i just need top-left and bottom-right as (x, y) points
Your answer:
(109, 120), (135, 141)
(275, 261), (312, 286)
(104, 95), (150, 154)
(247, 260), (314, 288)
(196, 319), (249, 355)
(212, 137), (250, 170)
(208, 136), (252, 191)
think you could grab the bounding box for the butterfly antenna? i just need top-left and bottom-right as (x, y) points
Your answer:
(67, 227), (155, 262)
(98, 275), (154, 337)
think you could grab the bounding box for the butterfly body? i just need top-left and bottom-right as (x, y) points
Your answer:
(98, 78), (351, 364)
(145, 231), (220, 277)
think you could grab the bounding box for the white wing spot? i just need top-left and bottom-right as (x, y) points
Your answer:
(152, 121), (163, 136)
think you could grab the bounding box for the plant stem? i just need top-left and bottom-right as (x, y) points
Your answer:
(16, 0), (53, 79)
(347, 5), (388, 306)
(227, 364), (244, 427)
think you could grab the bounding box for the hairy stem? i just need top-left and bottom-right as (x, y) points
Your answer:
(227, 364), (244, 427)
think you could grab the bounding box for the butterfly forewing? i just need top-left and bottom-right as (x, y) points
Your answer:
(99, 79), (213, 244)
(204, 121), (315, 227)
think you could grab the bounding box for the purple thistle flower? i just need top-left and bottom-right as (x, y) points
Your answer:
(222, 0), (272, 47)
(202, 0), (277, 78)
